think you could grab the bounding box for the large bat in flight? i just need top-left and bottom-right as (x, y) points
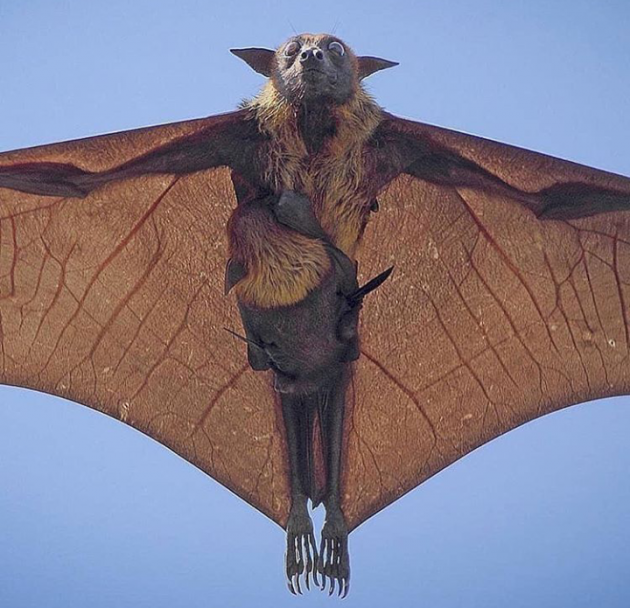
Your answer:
(1, 33), (629, 597)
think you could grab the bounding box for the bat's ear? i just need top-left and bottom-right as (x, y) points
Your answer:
(230, 47), (276, 77)
(357, 56), (399, 80)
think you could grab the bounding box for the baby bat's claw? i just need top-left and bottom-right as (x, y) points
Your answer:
(317, 508), (350, 597)
(285, 507), (318, 595)
(347, 266), (394, 307)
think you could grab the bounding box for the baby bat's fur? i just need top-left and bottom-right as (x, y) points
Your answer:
(227, 197), (331, 308)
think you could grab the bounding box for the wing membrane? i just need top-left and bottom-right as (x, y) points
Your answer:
(343, 118), (630, 530)
(0, 122), (290, 527)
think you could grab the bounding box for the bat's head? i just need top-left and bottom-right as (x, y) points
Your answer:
(267, 308), (360, 396)
(231, 33), (397, 105)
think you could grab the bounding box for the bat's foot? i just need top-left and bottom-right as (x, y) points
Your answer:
(285, 502), (318, 594)
(317, 506), (350, 597)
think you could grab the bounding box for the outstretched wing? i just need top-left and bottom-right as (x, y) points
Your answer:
(343, 116), (630, 530)
(0, 115), (292, 527)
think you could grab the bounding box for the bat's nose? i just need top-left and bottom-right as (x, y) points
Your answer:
(299, 47), (324, 65)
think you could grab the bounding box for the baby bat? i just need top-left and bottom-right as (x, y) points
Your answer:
(0, 32), (629, 597)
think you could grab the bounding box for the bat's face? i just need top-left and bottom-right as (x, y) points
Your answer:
(269, 305), (359, 396)
(273, 33), (358, 105)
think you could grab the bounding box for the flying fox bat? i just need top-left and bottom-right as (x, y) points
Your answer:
(0, 32), (629, 597)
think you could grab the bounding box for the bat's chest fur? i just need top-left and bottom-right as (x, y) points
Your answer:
(230, 85), (382, 308)
(276, 147), (369, 257)
(252, 84), (383, 257)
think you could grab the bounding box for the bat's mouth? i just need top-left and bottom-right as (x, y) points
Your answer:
(301, 68), (338, 87)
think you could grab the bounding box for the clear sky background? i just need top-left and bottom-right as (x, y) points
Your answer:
(0, 1), (629, 607)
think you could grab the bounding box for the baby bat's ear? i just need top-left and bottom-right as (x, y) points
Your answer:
(231, 47), (276, 77)
(224, 258), (247, 295)
(357, 56), (399, 80)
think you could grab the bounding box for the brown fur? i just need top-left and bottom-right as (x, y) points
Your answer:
(228, 200), (331, 308)
(247, 80), (382, 256)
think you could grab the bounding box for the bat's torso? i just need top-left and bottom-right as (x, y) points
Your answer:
(227, 83), (400, 307)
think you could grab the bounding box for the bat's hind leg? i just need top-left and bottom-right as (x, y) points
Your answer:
(281, 394), (319, 594)
(317, 372), (350, 597)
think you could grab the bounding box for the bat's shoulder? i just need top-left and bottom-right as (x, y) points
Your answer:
(369, 111), (437, 146)
(365, 112), (430, 177)
(367, 112), (431, 155)
(196, 108), (261, 140)
(202, 108), (268, 177)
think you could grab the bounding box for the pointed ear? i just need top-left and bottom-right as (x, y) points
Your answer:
(230, 47), (276, 77)
(357, 56), (399, 80)
(224, 258), (247, 295)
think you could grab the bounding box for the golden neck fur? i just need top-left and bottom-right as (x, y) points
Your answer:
(246, 80), (383, 257)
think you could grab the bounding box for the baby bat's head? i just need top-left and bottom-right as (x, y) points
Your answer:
(231, 33), (397, 105)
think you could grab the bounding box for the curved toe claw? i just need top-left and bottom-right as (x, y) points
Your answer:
(317, 513), (351, 597)
(285, 510), (318, 595)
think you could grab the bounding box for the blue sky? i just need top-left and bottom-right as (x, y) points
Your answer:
(1, 1), (629, 607)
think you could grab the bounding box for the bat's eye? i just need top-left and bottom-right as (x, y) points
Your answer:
(328, 41), (345, 56)
(284, 41), (301, 57)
